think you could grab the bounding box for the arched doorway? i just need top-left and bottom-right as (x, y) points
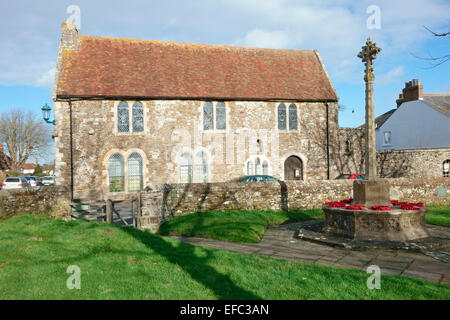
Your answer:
(284, 156), (303, 180)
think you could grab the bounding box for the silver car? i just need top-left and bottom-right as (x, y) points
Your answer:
(2, 177), (30, 189)
(41, 176), (55, 185)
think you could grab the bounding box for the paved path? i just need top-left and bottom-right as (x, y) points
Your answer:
(170, 222), (450, 285)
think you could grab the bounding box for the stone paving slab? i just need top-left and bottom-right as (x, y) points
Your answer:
(169, 222), (450, 285)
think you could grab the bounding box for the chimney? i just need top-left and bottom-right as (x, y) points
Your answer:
(61, 20), (78, 50)
(396, 78), (423, 107)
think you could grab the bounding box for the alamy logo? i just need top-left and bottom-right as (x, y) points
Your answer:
(66, 265), (81, 290)
(67, 5), (81, 30)
(366, 265), (381, 289)
(366, 5), (381, 30)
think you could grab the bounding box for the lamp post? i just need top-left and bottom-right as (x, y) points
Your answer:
(41, 103), (56, 125)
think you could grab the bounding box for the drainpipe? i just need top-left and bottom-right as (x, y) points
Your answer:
(69, 98), (74, 202)
(326, 103), (330, 180)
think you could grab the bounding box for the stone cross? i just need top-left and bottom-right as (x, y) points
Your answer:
(358, 37), (381, 180)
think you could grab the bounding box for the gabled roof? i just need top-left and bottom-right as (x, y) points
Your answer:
(423, 95), (450, 117)
(21, 163), (35, 170)
(55, 35), (338, 102)
(358, 108), (396, 129)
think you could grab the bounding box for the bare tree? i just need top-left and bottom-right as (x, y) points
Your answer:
(411, 24), (450, 68)
(0, 109), (51, 171)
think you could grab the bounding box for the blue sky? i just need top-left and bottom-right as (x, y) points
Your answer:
(0, 0), (449, 163)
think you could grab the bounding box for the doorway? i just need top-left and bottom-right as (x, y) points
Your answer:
(284, 156), (303, 180)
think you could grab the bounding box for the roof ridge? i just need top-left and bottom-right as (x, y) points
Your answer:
(77, 34), (314, 53)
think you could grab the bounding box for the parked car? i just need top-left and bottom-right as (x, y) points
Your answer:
(24, 176), (39, 187)
(336, 173), (365, 180)
(2, 177), (30, 189)
(41, 176), (55, 186)
(238, 175), (281, 182)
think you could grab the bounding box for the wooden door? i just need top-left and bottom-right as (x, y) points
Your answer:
(284, 156), (303, 180)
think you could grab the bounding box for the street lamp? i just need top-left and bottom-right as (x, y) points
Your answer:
(41, 103), (56, 125)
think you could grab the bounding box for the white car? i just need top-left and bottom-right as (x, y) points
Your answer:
(41, 176), (55, 185)
(24, 176), (38, 187)
(2, 177), (30, 189)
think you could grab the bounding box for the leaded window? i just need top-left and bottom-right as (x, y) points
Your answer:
(132, 102), (144, 133)
(247, 161), (253, 175)
(263, 160), (269, 175)
(108, 154), (124, 192)
(203, 102), (214, 130)
(180, 152), (193, 183)
(443, 160), (450, 178)
(278, 104), (286, 130)
(128, 153), (143, 192)
(289, 104), (298, 130)
(195, 151), (208, 182)
(216, 102), (226, 130)
(255, 157), (261, 175)
(118, 102), (129, 132)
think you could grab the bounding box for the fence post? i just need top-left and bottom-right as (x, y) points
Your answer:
(137, 192), (141, 229)
(131, 198), (135, 227)
(106, 199), (113, 224)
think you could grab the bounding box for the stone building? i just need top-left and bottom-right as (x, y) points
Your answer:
(52, 21), (339, 199)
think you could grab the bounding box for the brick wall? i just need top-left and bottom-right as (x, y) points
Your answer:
(139, 178), (450, 231)
(0, 186), (71, 220)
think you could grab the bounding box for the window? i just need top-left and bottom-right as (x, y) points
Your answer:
(180, 152), (193, 183)
(262, 160), (269, 175)
(127, 153), (143, 191)
(247, 161), (253, 175)
(118, 102), (129, 133)
(203, 102), (213, 130)
(118, 101), (144, 133)
(132, 102), (144, 132)
(289, 104), (298, 130)
(216, 102), (226, 130)
(255, 157), (261, 175)
(383, 131), (391, 145)
(204, 102), (226, 130)
(108, 154), (124, 192)
(195, 151), (208, 182)
(444, 160), (450, 178)
(278, 104), (287, 130)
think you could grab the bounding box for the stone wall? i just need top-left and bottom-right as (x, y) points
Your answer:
(139, 178), (450, 231)
(0, 186), (71, 221)
(53, 99), (339, 200)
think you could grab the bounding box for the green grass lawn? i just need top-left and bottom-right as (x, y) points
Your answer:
(426, 205), (450, 227)
(158, 209), (323, 243)
(158, 205), (450, 243)
(1, 214), (448, 300)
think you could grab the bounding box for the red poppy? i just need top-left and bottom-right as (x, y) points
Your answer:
(347, 205), (365, 210)
(371, 206), (391, 211)
(340, 198), (354, 204)
(408, 202), (424, 207)
(400, 204), (420, 210)
(390, 200), (400, 206)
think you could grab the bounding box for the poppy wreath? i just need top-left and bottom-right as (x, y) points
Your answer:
(408, 202), (424, 208)
(390, 200), (400, 206)
(371, 206), (391, 211)
(340, 198), (353, 204)
(325, 201), (347, 208)
(400, 204), (421, 210)
(347, 205), (365, 210)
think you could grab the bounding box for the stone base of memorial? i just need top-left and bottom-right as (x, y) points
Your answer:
(322, 206), (429, 241)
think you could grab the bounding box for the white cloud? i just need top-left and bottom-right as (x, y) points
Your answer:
(242, 29), (290, 49)
(36, 68), (56, 88)
(376, 66), (405, 85)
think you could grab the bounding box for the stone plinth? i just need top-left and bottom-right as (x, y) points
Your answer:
(353, 178), (391, 208)
(323, 206), (429, 241)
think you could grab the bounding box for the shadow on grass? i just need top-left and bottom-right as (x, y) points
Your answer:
(121, 227), (262, 300)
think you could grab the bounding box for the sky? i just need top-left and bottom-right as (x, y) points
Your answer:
(0, 0), (449, 163)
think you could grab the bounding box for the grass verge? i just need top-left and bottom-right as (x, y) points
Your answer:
(426, 205), (450, 227)
(0, 214), (448, 300)
(157, 209), (323, 243)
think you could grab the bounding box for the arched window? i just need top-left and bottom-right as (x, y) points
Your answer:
(278, 104), (286, 130)
(118, 102), (129, 132)
(216, 102), (226, 130)
(289, 104), (298, 130)
(203, 102), (213, 130)
(262, 160), (269, 175)
(180, 152), (193, 183)
(195, 151), (208, 182)
(255, 157), (261, 175)
(132, 102), (144, 132)
(443, 160), (450, 178)
(128, 153), (143, 191)
(247, 161), (253, 175)
(108, 154), (124, 192)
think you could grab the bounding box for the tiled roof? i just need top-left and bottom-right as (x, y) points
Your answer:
(55, 36), (338, 101)
(423, 95), (450, 117)
(21, 163), (35, 170)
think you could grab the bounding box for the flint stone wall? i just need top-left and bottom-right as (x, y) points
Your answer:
(139, 178), (450, 231)
(0, 186), (71, 221)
